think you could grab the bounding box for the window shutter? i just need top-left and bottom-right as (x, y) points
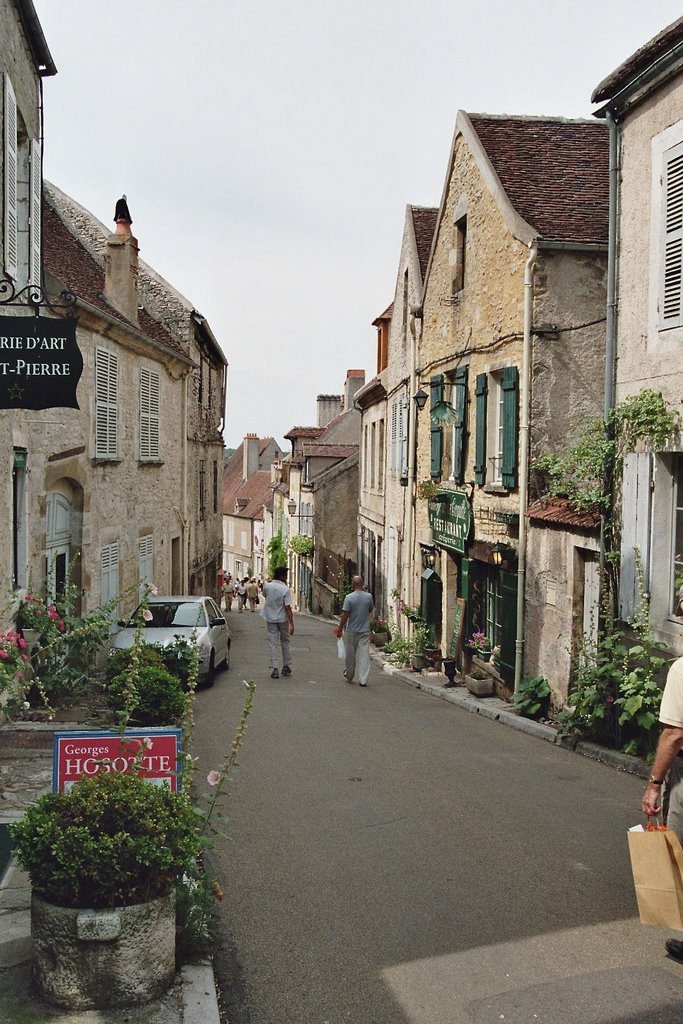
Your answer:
(452, 366), (468, 483)
(501, 366), (519, 488)
(390, 400), (398, 473)
(619, 453), (652, 621)
(29, 138), (41, 287)
(498, 569), (518, 686)
(474, 373), (488, 484)
(139, 367), (160, 460)
(101, 542), (120, 611)
(399, 395), (409, 478)
(430, 374), (444, 479)
(661, 141), (683, 329)
(138, 534), (154, 594)
(95, 349), (118, 459)
(4, 75), (18, 281)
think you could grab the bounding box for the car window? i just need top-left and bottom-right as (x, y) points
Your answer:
(207, 599), (221, 620)
(170, 602), (206, 627)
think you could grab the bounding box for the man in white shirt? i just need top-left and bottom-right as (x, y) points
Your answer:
(260, 566), (294, 679)
(334, 575), (374, 687)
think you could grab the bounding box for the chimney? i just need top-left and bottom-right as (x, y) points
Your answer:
(317, 394), (343, 427)
(344, 369), (366, 410)
(104, 195), (139, 326)
(243, 433), (260, 480)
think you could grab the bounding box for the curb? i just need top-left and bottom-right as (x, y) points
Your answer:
(181, 963), (222, 1024)
(375, 653), (650, 781)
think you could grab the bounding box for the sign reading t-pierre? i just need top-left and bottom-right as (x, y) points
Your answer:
(0, 316), (83, 410)
(53, 729), (183, 793)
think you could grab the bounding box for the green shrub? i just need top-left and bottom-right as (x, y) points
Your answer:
(105, 644), (164, 684)
(107, 665), (185, 726)
(514, 676), (551, 719)
(106, 638), (197, 689)
(10, 769), (201, 908)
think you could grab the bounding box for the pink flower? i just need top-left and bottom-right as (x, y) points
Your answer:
(207, 770), (221, 787)
(142, 609), (153, 622)
(0, 650), (8, 660)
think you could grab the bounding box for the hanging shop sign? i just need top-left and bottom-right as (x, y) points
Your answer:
(428, 491), (472, 554)
(0, 316), (82, 410)
(53, 728), (182, 793)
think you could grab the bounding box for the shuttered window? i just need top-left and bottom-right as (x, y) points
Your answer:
(619, 453), (652, 621)
(390, 399), (398, 473)
(139, 366), (160, 460)
(139, 534), (154, 594)
(430, 375), (444, 479)
(661, 141), (683, 330)
(101, 542), (120, 614)
(474, 373), (488, 484)
(451, 366), (468, 483)
(29, 138), (41, 287)
(4, 74), (18, 281)
(501, 366), (519, 489)
(399, 396), (409, 478)
(95, 348), (118, 459)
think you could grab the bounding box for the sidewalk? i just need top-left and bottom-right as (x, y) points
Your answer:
(0, 720), (220, 1024)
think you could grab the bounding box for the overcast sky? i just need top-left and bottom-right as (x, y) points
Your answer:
(33, 1), (682, 449)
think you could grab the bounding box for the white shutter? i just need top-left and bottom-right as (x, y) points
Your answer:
(4, 75), (18, 280)
(139, 367), (160, 460)
(95, 349), (118, 458)
(399, 395), (409, 477)
(390, 399), (398, 473)
(138, 534), (154, 593)
(661, 142), (683, 329)
(619, 453), (652, 621)
(101, 542), (120, 611)
(29, 138), (41, 287)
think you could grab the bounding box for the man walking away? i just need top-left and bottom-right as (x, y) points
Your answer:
(261, 566), (295, 679)
(334, 575), (374, 686)
(246, 577), (259, 612)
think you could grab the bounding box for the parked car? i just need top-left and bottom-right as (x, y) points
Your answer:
(111, 595), (230, 684)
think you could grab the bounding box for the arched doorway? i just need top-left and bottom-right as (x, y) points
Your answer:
(45, 480), (83, 606)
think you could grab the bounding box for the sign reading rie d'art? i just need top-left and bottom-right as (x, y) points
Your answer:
(0, 316), (83, 410)
(53, 729), (183, 793)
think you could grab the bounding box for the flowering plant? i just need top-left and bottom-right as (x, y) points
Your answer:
(467, 631), (492, 653)
(0, 630), (31, 719)
(371, 618), (389, 632)
(17, 594), (65, 636)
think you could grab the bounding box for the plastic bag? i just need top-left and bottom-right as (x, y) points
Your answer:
(337, 636), (346, 660)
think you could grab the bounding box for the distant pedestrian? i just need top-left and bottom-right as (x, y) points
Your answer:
(246, 578), (259, 612)
(260, 566), (294, 678)
(222, 575), (235, 612)
(236, 578), (247, 613)
(334, 575), (374, 687)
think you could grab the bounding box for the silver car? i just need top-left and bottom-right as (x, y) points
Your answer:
(111, 595), (230, 684)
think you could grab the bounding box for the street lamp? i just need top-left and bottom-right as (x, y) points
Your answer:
(287, 498), (296, 515)
(413, 386), (428, 410)
(491, 541), (515, 567)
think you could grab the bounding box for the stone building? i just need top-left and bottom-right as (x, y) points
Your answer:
(415, 111), (609, 698)
(222, 434), (283, 581)
(1, 0), (56, 615)
(592, 16), (683, 657)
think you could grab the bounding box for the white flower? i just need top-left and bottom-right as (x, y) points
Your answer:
(150, 584), (158, 596)
(207, 770), (221, 786)
(23, 701), (30, 709)
(142, 736), (153, 750)
(142, 608), (153, 622)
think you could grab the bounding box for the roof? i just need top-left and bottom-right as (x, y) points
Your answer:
(526, 496), (601, 531)
(467, 114), (609, 245)
(222, 438), (279, 513)
(302, 443), (358, 459)
(284, 426), (325, 441)
(223, 470), (273, 520)
(15, 0), (57, 76)
(42, 198), (187, 359)
(592, 17), (683, 103)
(410, 206), (439, 278)
(372, 303), (393, 326)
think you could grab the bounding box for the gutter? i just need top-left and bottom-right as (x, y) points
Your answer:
(514, 242), (537, 694)
(599, 109), (619, 573)
(15, 0), (57, 76)
(407, 305), (422, 609)
(593, 39), (683, 120)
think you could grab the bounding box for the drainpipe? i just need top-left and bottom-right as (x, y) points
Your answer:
(407, 306), (422, 609)
(514, 242), (537, 694)
(600, 108), (619, 573)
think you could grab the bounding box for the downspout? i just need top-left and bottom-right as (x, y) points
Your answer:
(600, 107), (619, 573)
(182, 372), (189, 588)
(514, 242), (537, 694)
(407, 306), (422, 609)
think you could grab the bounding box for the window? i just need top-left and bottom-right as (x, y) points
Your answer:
(139, 534), (154, 595)
(199, 460), (206, 520)
(430, 375), (444, 479)
(12, 448), (27, 589)
(450, 367), (468, 484)
(661, 140), (683, 330)
(673, 457), (683, 617)
(452, 215), (467, 295)
(139, 367), (160, 460)
(228, 519), (235, 546)
(101, 542), (119, 615)
(370, 422), (376, 488)
(377, 419), (385, 489)
(3, 74), (41, 286)
(95, 348), (119, 459)
(484, 569), (503, 649)
(474, 367), (518, 487)
(488, 372), (505, 484)
(213, 460), (219, 514)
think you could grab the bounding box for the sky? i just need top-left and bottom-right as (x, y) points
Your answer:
(32, 1), (683, 450)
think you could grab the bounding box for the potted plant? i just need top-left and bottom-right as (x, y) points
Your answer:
(466, 631), (493, 661)
(10, 757), (201, 1009)
(464, 666), (494, 697)
(410, 621), (430, 671)
(370, 618), (390, 646)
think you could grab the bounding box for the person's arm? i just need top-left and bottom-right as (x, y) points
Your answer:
(334, 611), (349, 638)
(286, 603), (294, 635)
(642, 724), (683, 816)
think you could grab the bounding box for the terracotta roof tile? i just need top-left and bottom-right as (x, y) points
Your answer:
(592, 17), (683, 103)
(468, 114), (609, 245)
(372, 303), (393, 325)
(410, 205), (438, 278)
(284, 426), (325, 440)
(223, 469), (273, 518)
(302, 443), (357, 458)
(526, 496), (600, 530)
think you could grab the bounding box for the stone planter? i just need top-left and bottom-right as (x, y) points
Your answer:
(410, 655), (426, 672)
(31, 891), (176, 1009)
(371, 631), (390, 646)
(465, 673), (494, 697)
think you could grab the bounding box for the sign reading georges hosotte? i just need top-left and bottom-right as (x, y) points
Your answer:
(428, 490), (472, 554)
(0, 316), (83, 410)
(53, 729), (182, 793)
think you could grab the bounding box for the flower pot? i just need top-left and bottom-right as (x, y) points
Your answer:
(31, 891), (176, 1009)
(465, 673), (493, 697)
(442, 658), (457, 685)
(476, 650), (493, 662)
(371, 631), (389, 646)
(410, 655), (426, 672)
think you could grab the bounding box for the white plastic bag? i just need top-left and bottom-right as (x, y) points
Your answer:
(337, 636), (346, 660)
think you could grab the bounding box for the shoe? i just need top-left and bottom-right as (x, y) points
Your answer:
(271, 668), (279, 679)
(666, 939), (683, 961)
(359, 682), (367, 687)
(282, 665), (292, 676)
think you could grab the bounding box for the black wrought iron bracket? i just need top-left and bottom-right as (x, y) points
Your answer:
(0, 280), (76, 318)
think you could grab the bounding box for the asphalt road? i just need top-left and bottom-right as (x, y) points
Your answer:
(193, 610), (683, 1024)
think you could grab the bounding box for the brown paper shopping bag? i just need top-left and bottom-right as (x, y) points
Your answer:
(628, 825), (683, 929)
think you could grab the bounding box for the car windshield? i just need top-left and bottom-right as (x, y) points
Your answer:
(138, 601), (207, 629)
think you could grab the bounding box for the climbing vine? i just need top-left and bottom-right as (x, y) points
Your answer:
(288, 534), (314, 558)
(266, 531), (287, 577)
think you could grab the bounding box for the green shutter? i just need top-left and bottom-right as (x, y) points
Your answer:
(430, 374), (444, 479)
(452, 366), (468, 484)
(474, 373), (488, 485)
(501, 366), (519, 489)
(498, 569), (518, 686)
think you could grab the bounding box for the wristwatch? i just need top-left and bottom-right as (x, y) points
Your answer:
(648, 775), (665, 785)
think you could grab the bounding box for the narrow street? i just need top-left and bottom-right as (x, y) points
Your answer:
(195, 612), (683, 1024)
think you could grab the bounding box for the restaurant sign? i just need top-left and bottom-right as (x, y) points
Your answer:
(0, 316), (83, 409)
(428, 491), (472, 554)
(53, 728), (182, 792)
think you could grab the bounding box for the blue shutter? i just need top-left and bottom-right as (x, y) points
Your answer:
(430, 374), (444, 479)
(474, 373), (488, 485)
(501, 366), (519, 489)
